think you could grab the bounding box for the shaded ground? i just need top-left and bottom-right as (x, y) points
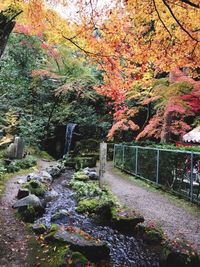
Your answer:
(103, 163), (200, 253)
(0, 159), (52, 267)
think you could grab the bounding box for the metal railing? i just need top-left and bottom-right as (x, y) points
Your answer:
(113, 144), (200, 204)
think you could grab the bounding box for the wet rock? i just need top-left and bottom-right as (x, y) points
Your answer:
(44, 190), (59, 203)
(17, 188), (29, 199)
(83, 167), (98, 180)
(27, 173), (41, 182)
(32, 223), (47, 234)
(51, 209), (69, 222)
(53, 227), (110, 261)
(12, 194), (42, 209)
(40, 171), (53, 184)
(47, 163), (63, 178)
(27, 171), (53, 185)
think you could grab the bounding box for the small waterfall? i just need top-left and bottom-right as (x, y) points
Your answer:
(64, 123), (76, 155)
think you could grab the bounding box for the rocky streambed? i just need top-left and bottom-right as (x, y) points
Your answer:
(12, 163), (200, 267)
(22, 166), (160, 266)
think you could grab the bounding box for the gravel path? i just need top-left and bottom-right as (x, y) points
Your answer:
(103, 163), (200, 253)
(0, 159), (53, 267)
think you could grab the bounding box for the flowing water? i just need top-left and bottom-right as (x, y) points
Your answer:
(63, 123), (76, 155)
(36, 170), (160, 267)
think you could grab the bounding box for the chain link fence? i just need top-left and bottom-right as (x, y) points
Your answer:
(113, 144), (200, 204)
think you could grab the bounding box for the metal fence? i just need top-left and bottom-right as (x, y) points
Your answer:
(113, 144), (200, 204)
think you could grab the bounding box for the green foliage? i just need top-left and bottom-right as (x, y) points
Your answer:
(6, 156), (37, 173)
(70, 179), (102, 200)
(0, 33), (112, 149)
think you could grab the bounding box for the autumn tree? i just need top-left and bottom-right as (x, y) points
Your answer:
(0, 5), (22, 58)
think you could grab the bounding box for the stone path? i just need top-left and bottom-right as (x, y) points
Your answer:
(102, 163), (200, 253)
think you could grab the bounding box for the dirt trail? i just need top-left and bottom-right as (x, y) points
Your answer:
(0, 159), (52, 267)
(103, 163), (200, 253)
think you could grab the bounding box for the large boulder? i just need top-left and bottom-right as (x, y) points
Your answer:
(52, 227), (110, 261)
(12, 194), (44, 222)
(12, 194), (42, 209)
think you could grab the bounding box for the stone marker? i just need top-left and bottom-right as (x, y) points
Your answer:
(7, 136), (24, 159)
(99, 142), (107, 188)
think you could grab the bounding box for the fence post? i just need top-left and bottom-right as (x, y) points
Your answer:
(99, 142), (107, 188)
(135, 146), (138, 175)
(190, 152), (194, 201)
(113, 144), (116, 166)
(156, 149), (160, 184)
(122, 145), (125, 169)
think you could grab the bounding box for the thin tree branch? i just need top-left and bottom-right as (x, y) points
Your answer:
(152, 0), (172, 37)
(180, 0), (199, 8)
(162, 0), (199, 42)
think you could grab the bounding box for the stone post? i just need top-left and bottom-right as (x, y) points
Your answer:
(99, 142), (107, 188)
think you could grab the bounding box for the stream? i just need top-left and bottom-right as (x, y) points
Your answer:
(35, 169), (160, 267)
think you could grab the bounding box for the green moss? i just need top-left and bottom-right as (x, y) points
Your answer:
(73, 171), (89, 181)
(76, 198), (99, 213)
(23, 180), (47, 197)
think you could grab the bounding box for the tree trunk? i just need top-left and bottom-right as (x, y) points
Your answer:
(0, 20), (16, 58)
(160, 112), (172, 143)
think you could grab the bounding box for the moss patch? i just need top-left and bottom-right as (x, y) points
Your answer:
(23, 180), (47, 197)
(76, 198), (99, 213)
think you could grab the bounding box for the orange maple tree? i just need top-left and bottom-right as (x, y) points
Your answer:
(1, 0), (199, 141)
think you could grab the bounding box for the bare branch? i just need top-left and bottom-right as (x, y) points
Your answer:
(180, 0), (199, 8)
(152, 0), (172, 37)
(162, 0), (199, 42)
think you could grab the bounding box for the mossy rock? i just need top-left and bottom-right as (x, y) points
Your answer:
(75, 157), (96, 170)
(76, 198), (99, 213)
(18, 205), (38, 223)
(144, 229), (163, 245)
(23, 180), (47, 197)
(73, 171), (89, 181)
(111, 209), (144, 232)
